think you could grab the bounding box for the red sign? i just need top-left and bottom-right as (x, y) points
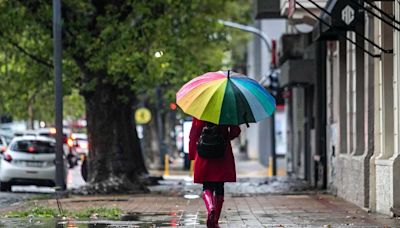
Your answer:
(288, 0), (296, 18)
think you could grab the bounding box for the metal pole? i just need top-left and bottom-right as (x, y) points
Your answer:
(53, 0), (65, 190)
(271, 114), (277, 176)
(156, 85), (166, 168)
(218, 20), (272, 51)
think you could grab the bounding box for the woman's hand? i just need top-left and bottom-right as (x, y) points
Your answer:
(228, 126), (241, 140)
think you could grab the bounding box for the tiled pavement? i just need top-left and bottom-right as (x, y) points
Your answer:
(9, 193), (400, 227)
(1, 158), (400, 227)
(148, 175), (312, 197)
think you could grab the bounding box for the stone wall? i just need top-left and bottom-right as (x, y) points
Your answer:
(335, 155), (369, 208)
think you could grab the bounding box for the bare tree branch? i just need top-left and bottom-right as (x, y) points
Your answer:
(6, 38), (53, 68)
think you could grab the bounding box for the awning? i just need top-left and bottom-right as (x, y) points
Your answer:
(255, 0), (285, 19)
(312, 0), (360, 40)
(280, 59), (316, 87)
(297, 0), (394, 58)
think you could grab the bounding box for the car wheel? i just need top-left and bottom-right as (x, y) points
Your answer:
(0, 182), (11, 192)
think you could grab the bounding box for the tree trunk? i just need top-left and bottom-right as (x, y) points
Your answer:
(148, 105), (162, 168)
(164, 111), (177, 158)
(27, 103), (34, 130)
(83, 80), (148, 194)
(27, 90), (38, 130)
(142, 118), (158, 168)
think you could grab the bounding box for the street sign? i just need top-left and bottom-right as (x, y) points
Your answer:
(135, 108), (152, 124)
(341, 5), (355, 25)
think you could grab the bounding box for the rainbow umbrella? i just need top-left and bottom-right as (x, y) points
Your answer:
(176, 70), (276, 126)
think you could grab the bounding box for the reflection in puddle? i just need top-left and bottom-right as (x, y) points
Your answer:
(183, 194), (200, 199)
(0, 211), (206, 227)
(119, 211), (201, 226)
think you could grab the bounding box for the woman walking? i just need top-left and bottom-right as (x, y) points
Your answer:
(189, 117), (241, 228)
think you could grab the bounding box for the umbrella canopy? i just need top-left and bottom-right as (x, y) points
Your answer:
(176, 70), (276, 125)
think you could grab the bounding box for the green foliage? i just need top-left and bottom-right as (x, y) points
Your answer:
(64, 89), (85, 120)
(0, 0), (251, 107)
(71, 207), (122, 220)
(5, 205), (122, 220)
(6, 205), (58, 218)
(0, 1), (251, 182)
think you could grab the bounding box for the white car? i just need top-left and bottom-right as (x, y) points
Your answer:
(0, 136), (68, 191)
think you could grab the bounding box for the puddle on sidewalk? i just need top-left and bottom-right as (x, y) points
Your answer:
(0, 212), (206, 227)
(0, 218), (58, 227)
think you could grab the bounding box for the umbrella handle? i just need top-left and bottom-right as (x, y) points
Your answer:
(243, 112), (250, 128)
(227, 70), (230, 79)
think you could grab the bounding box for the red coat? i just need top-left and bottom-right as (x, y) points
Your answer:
(189, 118), (241, 183)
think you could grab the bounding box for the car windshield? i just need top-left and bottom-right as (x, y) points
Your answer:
(11, 140), (55, 154)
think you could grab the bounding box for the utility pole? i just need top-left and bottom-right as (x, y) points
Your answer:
(269, 40), (278, 176)
(156, 86), (166, 168)
(53, 0), (65, 190)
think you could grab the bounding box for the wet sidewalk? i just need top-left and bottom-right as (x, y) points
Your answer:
(2, 192), (400, 227)
(0, 157), (398, 227)
(1, 177), (400, 227)
(149, 154), (285, 178)
(148, 156), (302, 197)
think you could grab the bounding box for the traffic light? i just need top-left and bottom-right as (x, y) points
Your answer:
(169, 102), (177, 110)
(266, 69), (280, 97)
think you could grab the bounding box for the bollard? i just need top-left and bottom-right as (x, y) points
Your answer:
(189, 160), (194, 177)
(164, 154), (169, 176)
(268, 156), (273, 177)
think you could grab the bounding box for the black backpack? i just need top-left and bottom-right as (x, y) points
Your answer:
(197, 122), (227, 159)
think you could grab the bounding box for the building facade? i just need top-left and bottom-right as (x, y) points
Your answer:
(246, 5), (285, 166)
(258, 0), (400, 215)
(320, 0), (400, 215)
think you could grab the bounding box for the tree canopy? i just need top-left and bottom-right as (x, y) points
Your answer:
(0, 0), (250, 103)
(0, 0), (251, 192)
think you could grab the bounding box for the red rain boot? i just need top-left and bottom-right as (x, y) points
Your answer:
(202, 190), (215, 228)
(214, 195), (224, 228)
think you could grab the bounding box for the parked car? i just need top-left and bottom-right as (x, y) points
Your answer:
(14, 129), (37, 137)
(34, 128), (71, 144)
(16, 128), (79, 169)
(0, 130), (14, 145)
(14, 128), (71, 146)
(0, 136), (68, 191)
(0, 133), (13, 153)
